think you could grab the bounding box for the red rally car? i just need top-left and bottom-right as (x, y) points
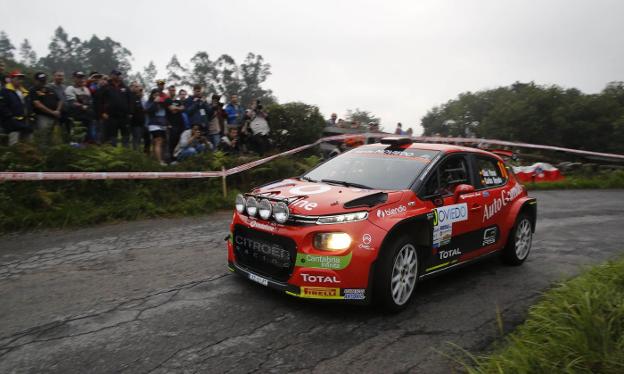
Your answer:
(227, 138), (537, 311)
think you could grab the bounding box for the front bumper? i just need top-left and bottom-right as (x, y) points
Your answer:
(227, 212), (387, 302)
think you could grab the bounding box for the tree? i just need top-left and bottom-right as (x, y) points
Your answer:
(266, 102), (326, 150)
(19, 39), (37, 67)
(239, 53), (274, 107)
(41, 26), (85, 73)
(0, 31), (16, 60)
(212, 54), (242, 98)
(82, 35), (132, 75)
(140, 61), (158, 90)
(165, 54), (189, 88)
(189, 52), (216, 94)
(345, 108), (380, 126)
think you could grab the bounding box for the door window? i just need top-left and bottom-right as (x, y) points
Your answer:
(422, 155), (471, 197)
(476, 157), (507, 189)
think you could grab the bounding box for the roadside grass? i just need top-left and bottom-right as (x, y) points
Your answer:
(460, 257), (624, 374)
(525, 170), (624, 190)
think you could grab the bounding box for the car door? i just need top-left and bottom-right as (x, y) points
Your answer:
(419, 153), (477, 271)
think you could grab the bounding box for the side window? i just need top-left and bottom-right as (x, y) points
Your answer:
(476, 157), (507, 188)
(422, 155), (470, 196)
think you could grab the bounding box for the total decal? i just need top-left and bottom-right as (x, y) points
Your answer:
(482, 183), (523, 222)
(296, 252), (352, 270)
(438, 248), (461, 260)
(300, 273), (341, 284)
(376, 205), (407, 219)
(432, 203), (468, 248)
(358, 233), (374, 250)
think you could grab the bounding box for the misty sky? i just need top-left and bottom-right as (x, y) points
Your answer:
(3, 0), (623, 133)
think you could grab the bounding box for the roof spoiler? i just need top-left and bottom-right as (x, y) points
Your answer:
(380, 137), (413, 146)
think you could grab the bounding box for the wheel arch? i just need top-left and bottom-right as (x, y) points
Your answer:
(375, 214), (434, 268)
(506, 197), (537, 233)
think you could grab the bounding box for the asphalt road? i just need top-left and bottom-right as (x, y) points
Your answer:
(1, 190), (623, 373)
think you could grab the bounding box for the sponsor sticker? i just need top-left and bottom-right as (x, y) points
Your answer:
(482, 226), (497, 246)
(290, 199), (318, 211)
(438, 248), (461, 260)
(343, 288), (366, 300)
(358, 233), (374, 250)
(432, 203), (468, 248)
(301, 273), (341, 283)
(249, 219), (277, 232)
(376, 204), (407, 218)
(300, 287), (342, 299)
(248, 273), (269, 286)
(296, 252), (352, 270)
(289, 184), (331, 196)
(483, 183), (522, 222)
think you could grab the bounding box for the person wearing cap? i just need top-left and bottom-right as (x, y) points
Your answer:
(0, 71), (33, 144)
(65, 71), (96, 143)
(30, 72), (62, 147)
(97, 69), (133, 147)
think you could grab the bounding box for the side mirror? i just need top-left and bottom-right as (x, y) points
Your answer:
(454, 184), (475, 201)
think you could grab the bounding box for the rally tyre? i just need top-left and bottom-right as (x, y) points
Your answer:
(502, 213), (533, 265)
(374, 235), (420, 312)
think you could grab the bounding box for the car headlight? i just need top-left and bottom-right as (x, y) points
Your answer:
(246, 196), (258, 217)
(235, 194), (246, 213)
(273, 202), (290, 224)
(313, 232), (352, 251)
(317, 211), (368, 225)
(258, 199), (272, 220)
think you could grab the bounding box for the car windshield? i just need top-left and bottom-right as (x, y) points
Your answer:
(303, 146), (440, 190)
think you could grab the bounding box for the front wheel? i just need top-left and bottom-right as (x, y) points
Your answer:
(502, 213), (533, 265)
(374, 235), (419, 312)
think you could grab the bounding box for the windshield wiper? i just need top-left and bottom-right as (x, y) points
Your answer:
(300, 176), (317, 182)
(321, 179), (372, 189)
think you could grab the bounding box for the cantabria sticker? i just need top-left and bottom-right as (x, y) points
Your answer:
(296, 252), (352, 270)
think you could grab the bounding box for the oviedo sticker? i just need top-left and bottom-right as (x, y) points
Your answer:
(432, 203), (468, 248)
(296, 252), (352, 270)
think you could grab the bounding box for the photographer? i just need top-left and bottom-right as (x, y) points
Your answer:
(146, 88), (168, 165)
(184, 84), (210, 132)
(206, 94), (225, 149)
(174, 124), (211, 161)
(242, 99), (270, 155)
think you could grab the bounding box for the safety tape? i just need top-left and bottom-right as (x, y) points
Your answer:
(0, 133), (622, 181)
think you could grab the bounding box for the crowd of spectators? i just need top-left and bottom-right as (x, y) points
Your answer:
(0, 63), (270, 164)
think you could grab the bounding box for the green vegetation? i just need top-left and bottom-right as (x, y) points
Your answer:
(462, 257), (624, 374)
(422, 81), (624, 154)
(524, 170), (624, 190)
(0, 143), (319, 232)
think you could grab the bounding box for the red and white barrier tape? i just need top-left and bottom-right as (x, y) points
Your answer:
(0, 133), (622, 181)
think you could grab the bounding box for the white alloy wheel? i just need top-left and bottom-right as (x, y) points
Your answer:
(390, 244), (418, 306)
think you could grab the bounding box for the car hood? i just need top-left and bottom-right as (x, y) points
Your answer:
(250, 178), (404, 216)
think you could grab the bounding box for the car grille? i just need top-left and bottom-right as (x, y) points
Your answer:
(233, 224), (297, 282)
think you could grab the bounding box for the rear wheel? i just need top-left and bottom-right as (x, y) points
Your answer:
(502, 213), (533, 265)
(374, 235), (419, 312)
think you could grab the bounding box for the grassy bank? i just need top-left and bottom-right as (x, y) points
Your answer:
(0, 143), (319, 232)
(524, 170), (624, 190)
(463, 257), (624, 373)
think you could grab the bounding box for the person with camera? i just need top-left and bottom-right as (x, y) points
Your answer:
(184, 84), (210, 133)
(241, 99), (270, 155)
(146, 88), (168, 165)
(206, 94), (226, 149)
(173, 124), (211, 161)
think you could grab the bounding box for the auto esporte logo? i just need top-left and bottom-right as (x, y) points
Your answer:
(376, 205), (407, 218)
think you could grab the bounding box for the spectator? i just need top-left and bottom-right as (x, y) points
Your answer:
(0, 71), (33, 145)
(165, 85), (186, 161)
(174, 124), (210, 161)
(98, 69), (132, 147)
(206, 94), (226, 148)
(218, 126), (240, 154)
(242, 100), (270, 154)
(326, 113), (337, 126)
(31, 72), (62, 147)
(129, 82), (148, 152)
(65, 71), (96, 143)
(337, 118), (346, 127)
(50, 71), (69, 139)
(406, 127), (413, 136)
(394, 122), (404, 135)
(146, 88), (168, 164)
(184, 84), (210, 131)
(178, 89), (190, 129)
(155, 79), (167, 97)
(224, 94), (244, 128)
(0, 60), (5, 87)
(87, 72), (104, 143)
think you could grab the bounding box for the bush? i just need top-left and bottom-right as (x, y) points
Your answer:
(266, 102), (326, 150)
